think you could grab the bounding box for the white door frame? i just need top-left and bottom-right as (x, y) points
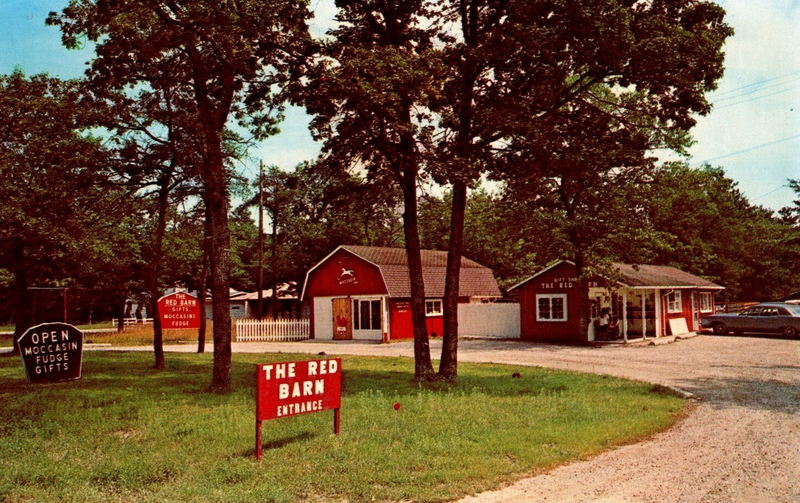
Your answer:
(351, 296), (385, 341)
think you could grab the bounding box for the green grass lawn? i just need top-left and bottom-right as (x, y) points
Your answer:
(0, 351), (685, 502)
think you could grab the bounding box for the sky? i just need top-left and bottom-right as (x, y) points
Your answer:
(1, 0), (798, 211)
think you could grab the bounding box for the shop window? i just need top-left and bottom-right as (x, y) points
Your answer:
(699, 292), (714, 313)
(536, 294), (567, 322)
(353, 299), (381, 330)
(667, 291), (683, 313)
(425, 299), (443, 316)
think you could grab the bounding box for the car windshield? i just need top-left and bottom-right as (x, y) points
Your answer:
(785, 304), (800, 315)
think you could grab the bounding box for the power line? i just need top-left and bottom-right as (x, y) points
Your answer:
(713, 75), (800, 102)
(710, 70), (800, 98)
(751, 184), (790, 202)
(714, 85), (800, 110)
(697, 133), (800, 164)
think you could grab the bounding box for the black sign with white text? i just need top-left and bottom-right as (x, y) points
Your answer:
(18, 322), (83, 383)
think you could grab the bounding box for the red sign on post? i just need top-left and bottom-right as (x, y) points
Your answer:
(157, 292), (200, 329)
(255, 358), (342, 460)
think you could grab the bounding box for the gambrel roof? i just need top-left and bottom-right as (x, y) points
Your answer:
(303, 245), (501, 299)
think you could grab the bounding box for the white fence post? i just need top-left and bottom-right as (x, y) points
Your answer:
(234, 318), (310, 342)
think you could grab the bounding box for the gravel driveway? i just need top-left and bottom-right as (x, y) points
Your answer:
(100, 334), (800, 502)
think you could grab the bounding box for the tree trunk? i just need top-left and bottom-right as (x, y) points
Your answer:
(203, 129), (232, 391)
(10, 246), (29, 356)
(147, 176), (171, 369)
(197, 244), (209, 353)
(256, 162), (264, 319)
(439, 179), (467, 380)
(574, 253), (592, 344)
(400, 151), (435, 381)
(117, 297), (126, 333)
(271, 205), (279, 319)
(439, 3), (480, 379)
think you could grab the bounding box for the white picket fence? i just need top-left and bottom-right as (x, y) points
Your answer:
(235, 318), (310, 342)
(112, 317), (154, 328)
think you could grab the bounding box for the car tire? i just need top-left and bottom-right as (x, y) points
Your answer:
(781, 326), (797, 338)
(712, 322), (727, 335)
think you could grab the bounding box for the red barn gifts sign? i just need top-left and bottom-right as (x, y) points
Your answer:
(18, 322), (83, 383)
(255, 358), (342, 460)
(157, 292), (200, 329)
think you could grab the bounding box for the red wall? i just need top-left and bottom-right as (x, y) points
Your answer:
(663, 290), (715, 334)
(306, 249), (468, 340)
(389, 297), (469, 339)
(388, 299), (444, 340)
(662, 291), (694, 333)
(305, 249), (388, 298)
(517, 262), (586, 343)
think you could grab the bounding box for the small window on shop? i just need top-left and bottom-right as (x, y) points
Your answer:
(699, 292), (714, 313)
(425, 300), (443, 316)
(667, 291), (682, 313)
(536, 294), (567, 322)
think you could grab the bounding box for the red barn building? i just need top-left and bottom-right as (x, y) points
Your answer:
(509, 260), (724, 343)
(301, 245), (501, 341)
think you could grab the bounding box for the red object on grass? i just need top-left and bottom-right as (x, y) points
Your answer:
(393, 402), (401, 410)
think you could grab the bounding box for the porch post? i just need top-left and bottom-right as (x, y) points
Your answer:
(381, 296), (390, 342)
(641, 292), (647, 339)
(655, 289), (662, 337)
(622, 291), (628, 342)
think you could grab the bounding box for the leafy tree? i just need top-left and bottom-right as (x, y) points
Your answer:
(418, 188), (544, 289)
(641, 164), (800, 300)
(0, 71), (127, 354)
(488, 0), (732, 341)
(780, 179), (800, 225)
(236, 161), (403, 308)
(50, 0), (312, 390)
(100, 82), (205, 368)
(303, 0), (443, 380)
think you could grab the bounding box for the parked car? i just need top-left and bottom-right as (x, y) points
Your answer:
(700, 303), (800, 337)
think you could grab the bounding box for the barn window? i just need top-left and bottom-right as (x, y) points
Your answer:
(425, 299), (443, 316)
(353, 299), (381, 330)
(536, 294), (567, 322)
(667, 291), (683, 313)
(699, 292), (714, 313)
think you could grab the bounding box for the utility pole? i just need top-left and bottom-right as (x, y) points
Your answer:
(257, 161), (264, 319)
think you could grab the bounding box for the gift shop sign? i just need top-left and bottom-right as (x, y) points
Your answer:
(157, 292), (200, 329)
(255, 358), (341, 460)
(18, 322), (83, 383)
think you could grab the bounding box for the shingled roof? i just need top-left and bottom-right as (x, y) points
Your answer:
(335, 245), (501, 298)
(510, 260), (724, 291)
(612, 263), (724, 289)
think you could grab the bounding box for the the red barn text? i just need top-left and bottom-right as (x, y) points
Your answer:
(157, 292), (200, 329)
(255, 358), (342, 460)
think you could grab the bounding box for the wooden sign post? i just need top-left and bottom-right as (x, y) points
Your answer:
(255, 358), (342, 461)
(17, 322), (83, 383)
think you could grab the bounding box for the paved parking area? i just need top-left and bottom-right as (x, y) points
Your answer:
(100, 335), (800, 502)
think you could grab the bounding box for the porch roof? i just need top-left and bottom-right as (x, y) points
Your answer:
(613, 263), (724, 290)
